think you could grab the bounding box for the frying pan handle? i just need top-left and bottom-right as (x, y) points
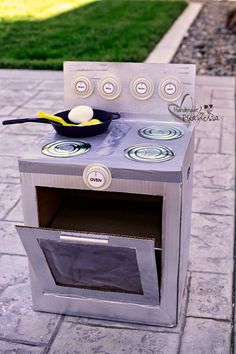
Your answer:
(111, 112), (120, 120)
(2, 118), (51, 125)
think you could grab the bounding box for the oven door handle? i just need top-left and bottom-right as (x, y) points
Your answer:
(60, 234), (109, 245)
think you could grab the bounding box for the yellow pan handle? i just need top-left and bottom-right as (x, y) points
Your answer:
(37, 111), (76, 126)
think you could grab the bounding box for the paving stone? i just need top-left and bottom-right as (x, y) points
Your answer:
(0, 221), (25, 255)
(51, 102), (64, 112)
(0, 124), (6, 134)
(0, 69), (63, 80)
(0, 106), (18, 116)
(189, 213), (234, 273)
(188, 272), (232, 320)
(0, 340), (45, 353)
(193, 153), (234, 190)
(0, 90), (36, 106)
(9, 107), (41, 119)
(3, 121), (52, 136)
(194, 137), (199, 152)
(213, 107), (235, 121)
(35, 91), (64, 101)
(0, 79), (11, 89)
(194, 120), (221, 139)
(180, 318), (231, 354)
(0, 156), (20, 184)
(192, 187), (234, 216)
(196, 76), (235, 87)
(212, 89), (235, 101)
(36, 80), (63, 91)
(5, 199), (23, 223)
(0, 184), (21, 219)
(195, 87), (213, 107)
(0, 255), (60, 343)
(212, 98), (235, 110)
(197, 137), (220, 154)
(221, 116), (235, 155)
(24, 99), (56, 109)
(5, 80), (41, 91)
(0, 133), (42, 156)
(49, 321), (180, 354)
(0, 254), (28, 292)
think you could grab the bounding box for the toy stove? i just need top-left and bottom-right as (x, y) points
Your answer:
(17, 62), (195, 327)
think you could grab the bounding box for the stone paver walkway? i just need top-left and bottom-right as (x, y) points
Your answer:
(0, 70), (235, 353)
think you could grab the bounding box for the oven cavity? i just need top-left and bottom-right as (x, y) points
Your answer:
(37, 187), (162, 248)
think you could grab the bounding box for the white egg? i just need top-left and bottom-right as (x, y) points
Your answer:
(68, 105), (94, 124)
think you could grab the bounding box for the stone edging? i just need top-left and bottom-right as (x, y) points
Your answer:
(145, 3), (203, 64)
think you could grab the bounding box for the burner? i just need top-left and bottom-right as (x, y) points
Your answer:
(42, 140), (91, 158)
(139, 125), (183, 140)
(124, 144), (174, 163)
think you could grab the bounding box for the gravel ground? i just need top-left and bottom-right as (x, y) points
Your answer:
(172, 2), (236, 76)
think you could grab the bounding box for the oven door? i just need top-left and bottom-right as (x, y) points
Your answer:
(16, 226), (159, 305)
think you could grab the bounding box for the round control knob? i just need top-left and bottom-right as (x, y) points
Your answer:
(98, 77), (121, 100)
(130, 77), (154, 100)
(83, 164), (112, 190)
(158, 77), (182, 101)
(73, 76), (94, 98)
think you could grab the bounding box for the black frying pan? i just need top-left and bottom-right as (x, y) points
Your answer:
(2, 109), (120, 137)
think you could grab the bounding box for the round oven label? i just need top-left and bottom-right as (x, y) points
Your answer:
(87, 171), (105, 188)
(83, 164), (112, 190)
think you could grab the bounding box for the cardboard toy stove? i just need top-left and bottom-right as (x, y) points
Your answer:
(16, 61), (195, 327)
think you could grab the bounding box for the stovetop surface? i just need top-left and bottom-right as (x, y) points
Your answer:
(19, 118), (194, 182)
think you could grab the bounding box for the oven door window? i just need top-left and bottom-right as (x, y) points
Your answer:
(39, 239), (143, 294)
(16, 226), (159, 305)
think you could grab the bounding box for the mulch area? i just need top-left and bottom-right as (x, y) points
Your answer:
(172, 2), (236, 76)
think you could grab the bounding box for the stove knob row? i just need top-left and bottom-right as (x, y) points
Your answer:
(83, 163), (112, 191)
(73, 76), (182, 101)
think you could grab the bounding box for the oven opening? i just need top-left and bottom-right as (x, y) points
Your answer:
(36, 187), (162, 295)
(37, 187), (162, 246)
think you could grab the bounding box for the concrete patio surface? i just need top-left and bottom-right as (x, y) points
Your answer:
(0, 70), (235, 353)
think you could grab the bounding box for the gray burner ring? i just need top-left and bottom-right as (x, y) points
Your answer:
(139, 125), (184, 140)
(124, 144), (174, 163)
(42, 140), (91, 158)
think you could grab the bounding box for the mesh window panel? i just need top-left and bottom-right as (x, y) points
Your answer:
(39, 239), (143, 294)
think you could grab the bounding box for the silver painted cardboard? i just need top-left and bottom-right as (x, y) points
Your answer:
(16, 61), (195, 327)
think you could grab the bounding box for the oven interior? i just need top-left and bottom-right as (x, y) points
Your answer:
(36, 187), (162, 295)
